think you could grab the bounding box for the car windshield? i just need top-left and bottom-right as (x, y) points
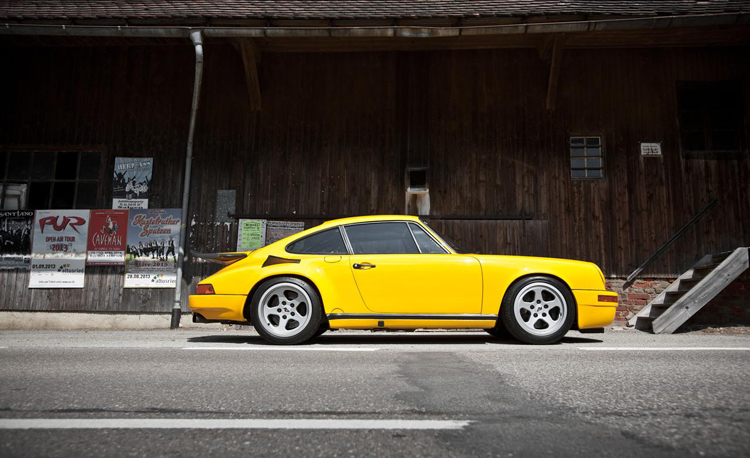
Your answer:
(418, 219), (466, 254)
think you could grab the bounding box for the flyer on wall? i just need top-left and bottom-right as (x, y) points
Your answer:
(29, 210), (90, 288)
(112, 157), (153, 209)
(87, 210), (129, 265)
(236, 219), (266, 251)
(125, 208), (181, 288)
(265, 220), (305, 245)
(0, 210), (34, 270)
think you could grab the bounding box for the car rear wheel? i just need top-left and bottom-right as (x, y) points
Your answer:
(500, 276), (574, 345)
(250, 277), (322, 345)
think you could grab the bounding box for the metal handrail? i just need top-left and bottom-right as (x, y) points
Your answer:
(622, 198), (718, 290)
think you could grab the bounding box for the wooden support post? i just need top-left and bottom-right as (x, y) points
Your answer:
(537, 35), (555, 60)
(235, 39), (262, 111)
(545, 36), (563, 111)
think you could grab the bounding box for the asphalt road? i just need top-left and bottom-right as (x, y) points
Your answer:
(1, 329), (749, 457)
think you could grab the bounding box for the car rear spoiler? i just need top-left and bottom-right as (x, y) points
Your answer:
(191, 251), (248, 265)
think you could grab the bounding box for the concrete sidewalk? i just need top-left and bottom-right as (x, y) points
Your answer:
(0, 311), (227, 331)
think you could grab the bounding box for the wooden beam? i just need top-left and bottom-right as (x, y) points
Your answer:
(251, 25), (750, 53)
(545, 36), (563, 110)
(235, 39), (262, 111)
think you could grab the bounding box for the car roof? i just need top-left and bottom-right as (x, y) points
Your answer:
(317, 215), (422, 229)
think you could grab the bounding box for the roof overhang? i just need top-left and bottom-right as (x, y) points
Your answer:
(2, 12), (748, 39)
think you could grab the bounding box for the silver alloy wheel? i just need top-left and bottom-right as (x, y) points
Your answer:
(513, 282), (567, 337)
(257, 282), (313, 338)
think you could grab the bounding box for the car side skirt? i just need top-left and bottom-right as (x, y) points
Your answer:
(327, 313), (497, 330)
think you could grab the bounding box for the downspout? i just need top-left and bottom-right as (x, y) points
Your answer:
(172, 30), (204, 329)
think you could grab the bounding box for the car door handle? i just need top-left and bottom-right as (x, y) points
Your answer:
(353, 263), (376, 270)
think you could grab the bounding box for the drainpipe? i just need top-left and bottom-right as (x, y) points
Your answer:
(171, 29), (204, 329)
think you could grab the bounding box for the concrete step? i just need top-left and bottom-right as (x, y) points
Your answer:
(712, 251), (733, 263)
(694, 262), (721, 272)
(653, 248), (749, 334)
(651, 301), (675, 310)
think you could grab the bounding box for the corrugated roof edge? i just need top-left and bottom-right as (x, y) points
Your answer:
(1, 12), (748, 38)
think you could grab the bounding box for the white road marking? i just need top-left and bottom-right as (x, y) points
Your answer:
(580, 347), (750, 351)
(0, 419), (470, 430)
(182, 346), (379, 352)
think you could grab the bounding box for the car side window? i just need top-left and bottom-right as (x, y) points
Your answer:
(344, 222), (419, 255)
(286, 228), (348, 255)
(408, 223), (447, 254)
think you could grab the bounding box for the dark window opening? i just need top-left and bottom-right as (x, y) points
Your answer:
(345, 222), (420, 255)
(0, 151), (101, 210)
(677, 81), (746, 159)
(408, 223), (447, 254)
(407, 168), (428, 190)
(286, 228), (348, 255)
(570, 137), (604, 179)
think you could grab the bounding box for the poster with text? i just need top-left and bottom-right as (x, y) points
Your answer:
(87, 210), (129, 265)
(236, 219), (266, 251)
(113, 157), (153, 209)
(125, 208), (181, 288)
(29, 210), (90, 288)
(265, 221), (305, 246)
(0, 210), (34, 270)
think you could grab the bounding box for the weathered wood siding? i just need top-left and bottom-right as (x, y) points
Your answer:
(0, 41), (748, 312)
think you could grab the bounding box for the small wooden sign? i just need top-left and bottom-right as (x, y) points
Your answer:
(640, 142), (662, 157)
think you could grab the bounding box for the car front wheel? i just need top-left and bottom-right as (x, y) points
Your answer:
(500, 276), (575, 345)
(250, 277), (322, 345)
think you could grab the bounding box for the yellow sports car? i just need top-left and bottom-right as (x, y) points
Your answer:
(190, 215), (617, 345)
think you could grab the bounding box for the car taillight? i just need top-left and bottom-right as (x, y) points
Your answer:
(197, 284), (215, 295)
(598, 295), (618, 303)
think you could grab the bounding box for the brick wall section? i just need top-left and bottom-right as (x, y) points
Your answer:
(605, 270), (750, 328)
(606, 278), (674, 322)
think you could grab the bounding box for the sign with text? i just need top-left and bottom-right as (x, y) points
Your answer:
(236, 219), (266, 251)
(124, 209), (181, 288)
(0, 210), (34, 270)
(113, 157), (153, 209)
(640, 142), (662, 157)
(29, 210), (90, 288)
(87, 210), (128, 265)
(265, 221), (305, 246)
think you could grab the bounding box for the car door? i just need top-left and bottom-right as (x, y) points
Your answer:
(344, 221), (482, 314)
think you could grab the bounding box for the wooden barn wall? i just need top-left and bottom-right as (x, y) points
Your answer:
(0, 42), (748, 312)
(0, 44), (202, 312)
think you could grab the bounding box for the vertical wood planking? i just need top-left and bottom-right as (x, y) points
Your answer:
(0, 42), (748, 311)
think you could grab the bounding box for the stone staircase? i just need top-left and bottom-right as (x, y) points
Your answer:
(629, 247), (749, 334)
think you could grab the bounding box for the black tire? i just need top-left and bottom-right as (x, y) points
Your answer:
(312, 321), (330, 338)
(250, 276), (323, 345)
(499, 276), (575, 345)
(485, 322), (511, 339)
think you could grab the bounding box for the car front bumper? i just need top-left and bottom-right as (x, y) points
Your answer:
(573, 290), (618, 329)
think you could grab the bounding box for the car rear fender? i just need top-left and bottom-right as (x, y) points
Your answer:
(242, 273), (326, 322)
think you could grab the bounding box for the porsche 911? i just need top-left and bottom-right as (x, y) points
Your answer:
(189, 215), (617, 344)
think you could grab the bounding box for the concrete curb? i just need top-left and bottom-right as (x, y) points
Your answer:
(0, 311), (227, 330)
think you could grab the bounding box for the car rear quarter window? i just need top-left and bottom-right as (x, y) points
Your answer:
(344, 222), (420, 254)
(408, 223), (447, 254)
(286, 228), (348, 255)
